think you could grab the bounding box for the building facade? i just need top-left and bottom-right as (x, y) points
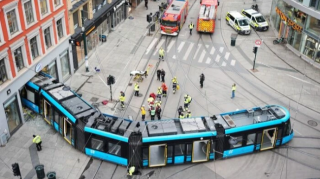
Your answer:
(68, 0), (128, 71)
(0, 0), (73, 141)
(270, 0), (320, 66)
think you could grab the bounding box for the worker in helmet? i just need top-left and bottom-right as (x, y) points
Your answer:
(179, 112), (185, 119)
(159, 47), (165, 61)
(172, 77), (178, 93)
(161, 83), (168, 97)
(157, 87), (162, 101)
(186, 110), (192, 118)
(134, 83), (139, 96)
(184, 95), (189, 111)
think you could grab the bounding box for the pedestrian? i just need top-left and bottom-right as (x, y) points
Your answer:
(32, 135), (42, 151)
(157, 87), (162, 101)
(184, 95), (189, 111)
(187, 94), (192, 106)
(119, 95), (126, 108)
(159, 47), (165, 61)
(157, 69), (161, 81)
(179, 112), (185, 119)
(189, 22), (194, 35)
(141, 105), (146, 121)
(134, 83), (139, 96)
(120, 91), (125, 97)
(156, 106), (161, 120)
(200, 73), (205, 88)
(145, 0), (148, 9)
(161, 83), (168, 97)
(186, 110), (192, 118)
(172, 77), (178, 93)
(161, 69), (165, 82)
(231, 83), (236, 99)
(178, 106), (183, 117)
(150, 106), (156, 120)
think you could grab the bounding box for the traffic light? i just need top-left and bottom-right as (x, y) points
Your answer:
(107, 75), (115, 85)
(12, 163), (21, 176)
(253, 46), (258, 54)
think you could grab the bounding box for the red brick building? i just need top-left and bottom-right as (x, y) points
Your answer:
(0, 0), (74, 138)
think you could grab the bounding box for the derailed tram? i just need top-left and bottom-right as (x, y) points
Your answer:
(21, 73), (294, 168)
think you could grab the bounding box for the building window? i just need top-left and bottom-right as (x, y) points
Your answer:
(40, 0), (49, 16)
(0, 58), (8, 85)
(83, 4), (88, 21)
(306, 16), (320, 36)
(42, 60), (58, 79)
(23, 1), (35, 25)
(317, 1), (320, 11)
(4, 96), (22, 134)
(14, 47), (25, 72)
(310, 0), (317, 8)
(60, 50), (71, 81)
(30, 36), (39, 59)
(54, 0), (61, 7)
(301, 35), (318, 59)
(44, 27), (52, 49)
(0, 22), (4, 44)
(73, 11), (79, 28)
(56, 19), (64, 39)
(7, 9), (19, 35)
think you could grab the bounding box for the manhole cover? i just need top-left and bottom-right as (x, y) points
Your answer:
(308, 120), (318, 127)
(90, 97), (99, 102)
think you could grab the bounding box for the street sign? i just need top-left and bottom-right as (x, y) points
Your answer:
(255, 39), (262, 47)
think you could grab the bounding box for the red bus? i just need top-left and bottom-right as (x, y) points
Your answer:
(197, 0), (218, 33)
(160, 0), (189, 36)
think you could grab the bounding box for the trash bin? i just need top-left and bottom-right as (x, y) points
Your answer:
(231, 33), (238, 46)
(35, 165), (45, 179)
(150, 24), (155, 32)
(47, 171), (56, 179)
(101, 35), (107, 42)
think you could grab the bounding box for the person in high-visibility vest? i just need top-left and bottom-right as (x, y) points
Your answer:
(159, 47), (165, 61)
(187, 95), (192, 105)
(189, 22), (194, 35)
(141, 105), (146, 121)
(186, 110), (192, 118)
(231, 83), (236, 99)
(172, 77), (178, 93)
(179, 112), (185, 119)
(184, 95), (189, 111)
(32, 135), (42, 151)
(157, 87), (162, 101)
(134, 83), (139, 96)
(128, 166), (135, 176)
(161, 83), (168, 97)
(119, 95), (125, 108)
(150, 106), (156, 120)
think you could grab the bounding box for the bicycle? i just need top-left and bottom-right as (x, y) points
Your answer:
(273, 37), (287, 45)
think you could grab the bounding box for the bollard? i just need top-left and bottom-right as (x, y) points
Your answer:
(35, 165), (45, 179)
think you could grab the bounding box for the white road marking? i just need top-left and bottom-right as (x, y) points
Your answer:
(205, 45), (209, 48)
(198, 50), (206, 63)
(173, 55), (176, 59)
(178, 42), (185, 52)
(210, 47), (215, 55)
(153, 39), (165, 56)
(167, 40), (175, 52)
(215, 55), (220, 62)
(293, 128), (303, 136)
(146, 38), (158, 55)
(225, 52), (230, 60)
(183, 43), (194, 60)
(219, 47), (224, 53)
(193, 44), (202, 60)
(286, 74), (311, 84)
(206, 57), (211, 64)
(222, 62), (226, 66)
(230, 60), (236, 66)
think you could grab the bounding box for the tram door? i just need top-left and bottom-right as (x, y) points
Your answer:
(43, 100), (52, 125)
(149, 144), (167, 167)
(192, 140), (210, 163)
(63, 117), (74, 146)
(260, 128), (277, 151)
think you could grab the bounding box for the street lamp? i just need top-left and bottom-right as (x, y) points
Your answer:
(82, 26), (89, 72)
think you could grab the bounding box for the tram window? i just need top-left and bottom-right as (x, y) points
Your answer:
(186, 144), (192, 155)
(175, 144), (185, 156)
(167, 146), (173, 157)
(54, 110), (59, 123)
(256, 133), (262, 144)
(285, 121), (292, 135)
(26, 89), (35, 103)
(143, 147), (148, 160)
(108, 141), (121, 156)
(229, 136), (243, 148)
(210, 141), (215, 153)
(277, 129), (282, 139)
(246, 133), (256, 145)
(91, 138), (105, 151)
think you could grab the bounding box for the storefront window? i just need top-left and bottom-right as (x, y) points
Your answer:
(4, 96), (21, 133)
(317, 1), (320, 11)
(301, 34), (319, 60)
(42, 60), (58, 79)
(76, 41), (84, 66)
(288, 28), (302, 51)
(60, 50), (71, 81)
(306, 16), (320, 36)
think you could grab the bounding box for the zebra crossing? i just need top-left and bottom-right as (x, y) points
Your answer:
(145, 38), (238, 68)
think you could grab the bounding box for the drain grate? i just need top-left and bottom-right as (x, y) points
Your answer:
(308, 120), (318, 127)
(90, 97), (99, 102)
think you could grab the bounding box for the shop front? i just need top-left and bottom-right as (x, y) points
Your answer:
(71, 0), (127, 72)
(271, 0), (320, 64)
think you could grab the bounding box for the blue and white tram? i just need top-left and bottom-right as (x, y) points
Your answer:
(21, 73), (294, 168)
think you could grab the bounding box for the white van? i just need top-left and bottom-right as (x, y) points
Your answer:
(241, 9), (269, 31)
(226, 11), (251, 35)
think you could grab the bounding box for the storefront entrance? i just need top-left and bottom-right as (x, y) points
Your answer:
(4, 96), (22, 134)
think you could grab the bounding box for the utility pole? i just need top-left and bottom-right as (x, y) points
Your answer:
(81, 10), (89, 72)
(252, 46), (258, 70)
